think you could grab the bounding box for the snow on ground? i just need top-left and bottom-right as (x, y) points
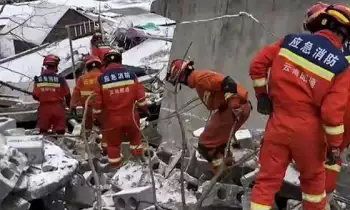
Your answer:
(0, 36), (91, 83)
(113, 13), (175, 27)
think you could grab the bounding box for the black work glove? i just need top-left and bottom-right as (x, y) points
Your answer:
(326, 147), (341, 165)
(257, 95), (273, 115)
(70, 107), (77, 116)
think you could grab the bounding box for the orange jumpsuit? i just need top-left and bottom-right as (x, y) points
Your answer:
(33, 68), (71, 134)
(93, 63), (147, 166)
(250, 30), (350, 210)
(70, 69), (102, 131)
(188, 70), (251, 172)
(91, 42), (112, 61)
(324, 43), (350, 194)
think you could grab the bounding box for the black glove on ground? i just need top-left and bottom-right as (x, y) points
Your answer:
(326, 147), (341, 165)
(257, 95), (273, 115)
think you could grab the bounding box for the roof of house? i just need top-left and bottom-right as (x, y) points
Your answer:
(0, 1), (71, 45)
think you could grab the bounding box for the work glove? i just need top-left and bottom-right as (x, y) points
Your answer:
(257, 95), (273, 115)
(70, 107), (77, 116)
(326, 147), (341, 165)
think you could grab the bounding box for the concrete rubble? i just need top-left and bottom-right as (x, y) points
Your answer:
(0, 118), (348, 209)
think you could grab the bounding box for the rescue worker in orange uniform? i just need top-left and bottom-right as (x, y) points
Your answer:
(92, 50), (147, 167)
(249, 4), (350, 210)
(33, 55), (71, 135)
(304, 3), (350, 209)
(166, 59), (252, 174)
(70, 56), (102, 134)
(91, 32), (112, 61)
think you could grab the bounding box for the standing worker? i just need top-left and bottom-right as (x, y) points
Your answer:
(166, 59), (252, 174)
(90, 32), (112, 61)
(70, 56), (103, 136)
(250, 4), (350, 210)
(92, 50), (148, 168)
(33, 55), (71, 135)
(304, 3), (350, 209)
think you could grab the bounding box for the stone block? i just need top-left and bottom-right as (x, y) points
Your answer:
(235, 129), (255, 149)
(6, 135), (45, 164)
(113, 186), (154, 210)
(184, 156), (212, 179)
(0, 117), (16, 133)
(201, 181), (244, 208)
(0, 158), (22, 203)
(2, 128), (26, 136)
(286, 199), (302, 210)
(65, 174), (95, 208)
(0, 194), (31, 210)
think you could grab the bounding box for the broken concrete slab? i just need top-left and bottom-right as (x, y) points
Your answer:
(65, 174), (95, 208)
(0, 158), (22, 203)
(0, 117), (16, 133)
(113, 186), (154, 210)
(200, 181), (244, 208)
(6, 135), (45, 164)
(235, 129), (256, 149)
(0, 194), (31, 210)
(18, 141), (79, 201)
(158, 160), (167, 176)
(112, 162), (197, 205)
(2, 128), (26, 136)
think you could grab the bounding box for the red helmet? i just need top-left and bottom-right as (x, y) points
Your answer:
(166, 59), (194, 86)
(43, 54), (60, 66)
(304, 4), (350, 34)
(103, 49), (122, 65)
(85, 55), (102, 70)
(304, 2), (329, 32)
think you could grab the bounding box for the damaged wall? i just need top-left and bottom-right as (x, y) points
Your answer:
(154, 0), (346, 148)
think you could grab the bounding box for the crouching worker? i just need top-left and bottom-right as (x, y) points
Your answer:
(33, 54), (71, 135)
(92, 50), (149, 168)
(166, 59), (252, 174)
(70, 56), (102, 136)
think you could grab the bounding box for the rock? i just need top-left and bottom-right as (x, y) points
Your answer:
(0, 194), (31, 210)
(0, 117), (16, 133)
(2, 128), (26, 136)
(200, 181), (244, 208)
(42, 190), (66, 210)
(65, 174), (95, 208)
(6, 135), (45, 164)
(18, 141), (79, 201)
(235, 129), (255, 149)
(100, 193), (116, 207)
(184, 155), (212, 179)
(336, 163), (350, 198)
(113, 186), (154, 210)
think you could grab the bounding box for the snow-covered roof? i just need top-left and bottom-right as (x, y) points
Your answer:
(0, 1), (70, 45)
(0, 36), (91, 83)
(123, 39), (171, 80)
(113, 13), (175, 27)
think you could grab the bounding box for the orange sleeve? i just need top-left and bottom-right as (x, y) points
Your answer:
(70, 78), (82, 108)
(188, 71), (226, 92)
(249, 39), (283, 98)
(321, 69), (350, 147)
(92, 75), (103, 116)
